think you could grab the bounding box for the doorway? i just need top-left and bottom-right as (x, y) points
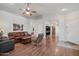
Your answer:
(45, 25), (56, 47)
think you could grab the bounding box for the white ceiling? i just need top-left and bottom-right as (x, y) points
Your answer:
(0, 3), (79, 18)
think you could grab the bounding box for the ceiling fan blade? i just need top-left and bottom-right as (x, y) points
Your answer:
(30, 13), (32, 16)
(32, 11), (36, 13)
(22, 12), (25, 14)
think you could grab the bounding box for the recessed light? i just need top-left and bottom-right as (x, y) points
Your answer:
(61, 8), (68, 11)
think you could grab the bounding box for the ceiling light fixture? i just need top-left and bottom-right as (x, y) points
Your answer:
(61, 8), (68, 11)
(20, 3), (37, 16)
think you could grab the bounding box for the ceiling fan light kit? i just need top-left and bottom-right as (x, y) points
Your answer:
(20, 3), (37, 16)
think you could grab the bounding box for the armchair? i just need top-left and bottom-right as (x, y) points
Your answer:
(31, 33), (44, 46)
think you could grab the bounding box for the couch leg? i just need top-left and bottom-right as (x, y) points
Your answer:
(0, 53), (2, 55)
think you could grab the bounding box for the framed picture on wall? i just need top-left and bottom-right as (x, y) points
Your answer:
(13, 23), (23, 31)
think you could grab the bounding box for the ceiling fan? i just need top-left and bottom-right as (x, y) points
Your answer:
(19, 3), (37, 16)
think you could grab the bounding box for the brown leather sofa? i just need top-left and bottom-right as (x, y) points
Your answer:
(8, 32), (31, 43)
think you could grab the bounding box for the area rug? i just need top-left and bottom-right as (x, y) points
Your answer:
(57, 41), (79, 50)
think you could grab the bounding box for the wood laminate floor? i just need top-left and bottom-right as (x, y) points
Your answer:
(2, 35), (79, 56)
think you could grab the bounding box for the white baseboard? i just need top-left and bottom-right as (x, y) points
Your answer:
(58, 40), (79, 45)
(65, 40), (79, 45)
